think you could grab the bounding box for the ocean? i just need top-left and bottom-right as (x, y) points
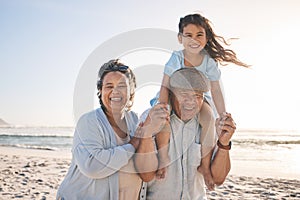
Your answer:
(230, 129), (300, 179)
(1, 126), (300, 179)
(0, 126), (74, 151)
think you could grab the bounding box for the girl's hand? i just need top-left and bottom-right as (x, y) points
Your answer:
(216, 112), (236, 145)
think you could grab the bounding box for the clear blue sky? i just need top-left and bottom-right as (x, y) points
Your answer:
(1, 0), (300, 129)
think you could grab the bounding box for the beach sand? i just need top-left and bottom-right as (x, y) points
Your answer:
(0, 147), (299, 200)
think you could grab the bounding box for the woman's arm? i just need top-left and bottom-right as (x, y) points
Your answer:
(134, 104), (169, 182)
(73, 112), (136, 179)
(135, 136), (158, 182)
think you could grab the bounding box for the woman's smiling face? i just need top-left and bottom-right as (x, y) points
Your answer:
(100, 71), (130, 114)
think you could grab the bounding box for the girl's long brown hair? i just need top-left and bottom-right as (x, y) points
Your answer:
(179, 13), (249, 67)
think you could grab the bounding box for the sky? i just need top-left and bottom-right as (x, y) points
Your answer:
(1, 0), (300, 130)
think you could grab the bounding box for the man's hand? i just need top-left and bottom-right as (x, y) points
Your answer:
(216, 112), (236, 146)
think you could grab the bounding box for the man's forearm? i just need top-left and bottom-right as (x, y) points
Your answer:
(211, 148), (231, 185)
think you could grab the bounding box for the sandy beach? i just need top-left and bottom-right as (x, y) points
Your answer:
(1, 146), (299, 200)
(0, 147), (71, 200)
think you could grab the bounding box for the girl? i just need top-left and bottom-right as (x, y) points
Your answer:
(155, 13), (249, 190)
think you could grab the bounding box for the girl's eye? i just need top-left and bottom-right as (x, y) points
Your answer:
(104, 85), (113, 89)
(183, 34), (192, 38)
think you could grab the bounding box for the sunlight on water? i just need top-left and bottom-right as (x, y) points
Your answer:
(230, 129), (300, 179)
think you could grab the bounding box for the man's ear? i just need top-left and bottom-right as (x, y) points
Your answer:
(178, 34), (182, 44)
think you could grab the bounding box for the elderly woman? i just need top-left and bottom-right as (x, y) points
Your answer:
(57, 59), (169, 200)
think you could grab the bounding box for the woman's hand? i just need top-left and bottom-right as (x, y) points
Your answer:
(142, 103), (170, 137)
(216, 112), (236, 146)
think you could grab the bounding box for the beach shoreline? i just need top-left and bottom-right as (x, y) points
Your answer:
(1, 146), (299, 199)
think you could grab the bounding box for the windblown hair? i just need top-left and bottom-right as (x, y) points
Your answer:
(179, 13), (249, 67)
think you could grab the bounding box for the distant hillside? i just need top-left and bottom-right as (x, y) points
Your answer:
(0, 118), (9, 126)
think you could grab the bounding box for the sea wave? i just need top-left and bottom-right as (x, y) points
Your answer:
(0, 126), (74, 137)
(233, 139), (300, 146)
(0, 133), (73, 151)
(0, 134), (72, 138)
(0, 144), (58, 151)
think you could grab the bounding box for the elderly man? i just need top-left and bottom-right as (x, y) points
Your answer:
(135, 68), (236, 200)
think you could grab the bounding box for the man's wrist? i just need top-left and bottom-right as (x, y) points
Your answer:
(217, 140), (231, 150)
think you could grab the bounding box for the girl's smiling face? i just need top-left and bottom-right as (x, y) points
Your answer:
(178, 24), (208, 54)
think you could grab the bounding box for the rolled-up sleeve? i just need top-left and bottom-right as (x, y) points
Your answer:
(72, 112), (135, 179)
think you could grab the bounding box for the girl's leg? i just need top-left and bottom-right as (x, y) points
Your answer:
(155, 122), (171, 179)
(197, 102), (216, 191)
